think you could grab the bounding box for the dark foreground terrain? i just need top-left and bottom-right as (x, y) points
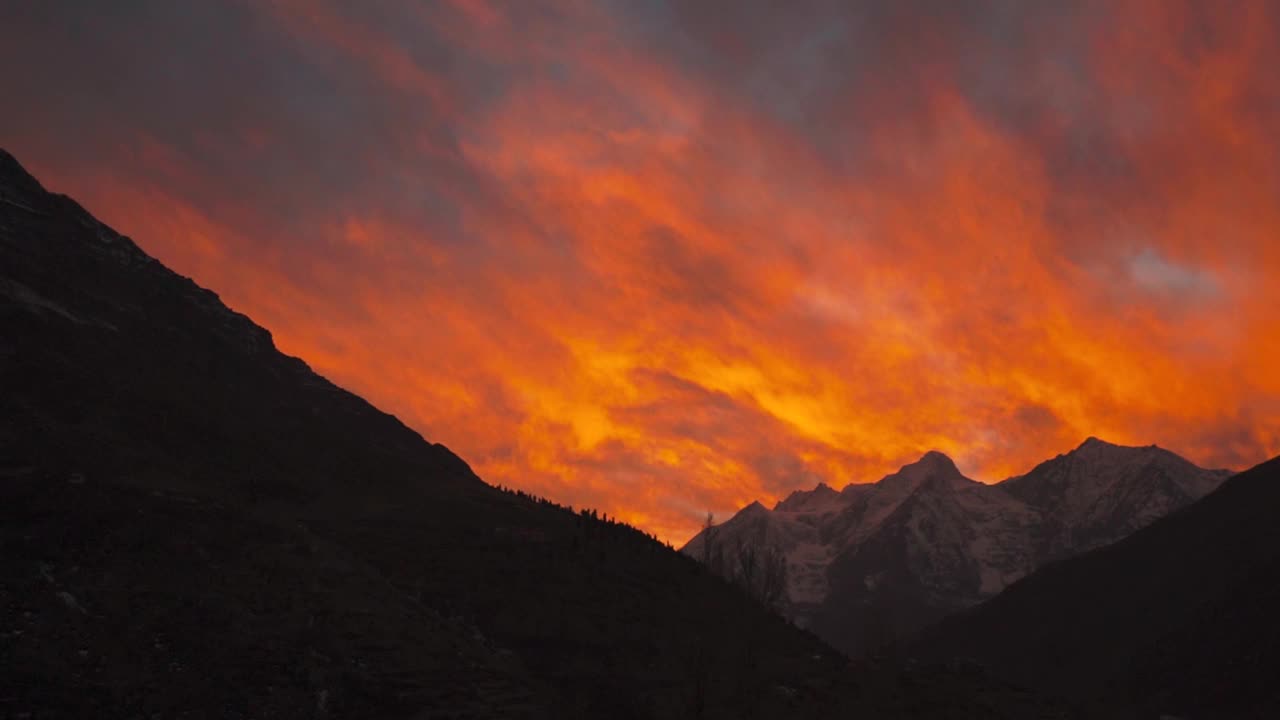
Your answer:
(0, 149), (1074, 718)
(917, 455), (1280, 719)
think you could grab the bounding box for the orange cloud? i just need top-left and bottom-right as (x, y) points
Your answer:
(1, 0), (1277, 543)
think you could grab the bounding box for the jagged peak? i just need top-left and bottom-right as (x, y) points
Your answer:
(899, 450), (961, 476)
(840, 482), (871, 496)
(787, 480), (836, 497)
(875, 450), (973, 495)
(1078, 436), (1117, 450)
(1072, 436), (1164, 457)
(1003, 437), (1225, 504)
(806, 482), (837, 500)
(773, 481), (843, 512)
(920, 449), (957, 466)
(1076, 436), (1164, 451)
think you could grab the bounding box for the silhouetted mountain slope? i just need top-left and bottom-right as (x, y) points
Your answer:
(916, 455), (1280, 718)
(682, 442), (1228, 658)
(0, 149), (1071, 718)
(3, 475), (543, 718)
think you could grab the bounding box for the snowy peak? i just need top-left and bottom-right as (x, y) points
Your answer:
(876, 450), (974, 494)
(1066, 437), (1204, 472)
(681, 438), (1232, 656)
(1074, 436), (1155, 458)
(774, 482), (842, 513)
(840, 482), (872, 498)
(909, 449), (959, 473)
(898, 450), (963, 480)
(1000, 438), (1231, 560)
(921, 449), (957, 465)
(1011, 437), (1227, 499)
(678, 499), (772, 557)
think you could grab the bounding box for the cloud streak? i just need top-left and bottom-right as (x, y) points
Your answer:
(2, 0), (1277, 542)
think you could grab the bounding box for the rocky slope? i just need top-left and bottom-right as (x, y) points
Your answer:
(682, 442), (1230, 656)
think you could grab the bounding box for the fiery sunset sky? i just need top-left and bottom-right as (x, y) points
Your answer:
(3, 1), (1278, 542)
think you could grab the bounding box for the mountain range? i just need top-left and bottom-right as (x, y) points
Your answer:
(0, 149), (1075, 718)
(681, 440), (1230, 656)
(6, 144), (1279, 718)
(917, 454), (1280, 718)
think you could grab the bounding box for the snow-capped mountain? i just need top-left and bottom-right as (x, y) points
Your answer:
(680, 438), (1231, 656)
(1001, 437), (1232, 560)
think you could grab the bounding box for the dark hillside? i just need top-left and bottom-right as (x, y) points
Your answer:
(917, 455), (1280, 718)
(0, 148), (1067, 718)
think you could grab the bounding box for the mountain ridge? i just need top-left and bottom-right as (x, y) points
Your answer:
(1, 147), (1073, 718)
(681, 439), (1231, 656)
(915, 453), (1280, 717)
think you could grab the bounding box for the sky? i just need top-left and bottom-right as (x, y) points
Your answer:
(2, 0), (1278, 543)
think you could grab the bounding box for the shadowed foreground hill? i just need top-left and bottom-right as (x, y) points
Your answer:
(917, 455), (1280, 718)
(0, 149), (1069, 718)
